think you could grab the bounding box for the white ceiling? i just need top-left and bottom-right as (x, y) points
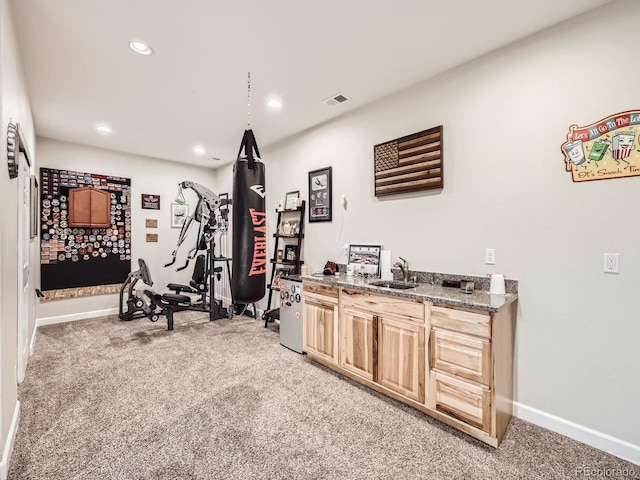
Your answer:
(10, 0), (612, 168)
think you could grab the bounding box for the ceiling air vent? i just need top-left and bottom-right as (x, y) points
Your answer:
(323, 93), (349, 107)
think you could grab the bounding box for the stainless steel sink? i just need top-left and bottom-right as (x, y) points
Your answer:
(368, 280), (418, 290)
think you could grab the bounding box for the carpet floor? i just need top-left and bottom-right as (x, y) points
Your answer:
(8, 313), (638, 479)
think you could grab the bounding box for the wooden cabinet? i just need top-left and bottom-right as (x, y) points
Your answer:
(378, 314), (425, 403)
(341, 288), (425, 402)
(429, 304), (514, 442)
(68, 186), (110, 227)
(340, 307), (377, 381)
(302, 280), (516, 447)
(302, 282), (338, 365)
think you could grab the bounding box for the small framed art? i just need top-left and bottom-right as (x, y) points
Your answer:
(171, 203), (189, 228)
(285, 190), (300, 210)
(284, 245), (298, 262)
(309, 166), (332, 222)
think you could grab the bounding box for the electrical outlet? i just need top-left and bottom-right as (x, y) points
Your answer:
(604, 253), (619, 273)
(485, 248), (495, 265)
(343, 244), (349, 255)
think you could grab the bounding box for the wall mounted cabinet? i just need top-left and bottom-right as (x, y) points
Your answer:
(68, 186), (111, 227)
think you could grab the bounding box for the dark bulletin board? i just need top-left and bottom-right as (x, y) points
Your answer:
(39, 168), (132, 291)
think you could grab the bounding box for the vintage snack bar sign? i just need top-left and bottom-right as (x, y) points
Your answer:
(561, 110), (640, 182)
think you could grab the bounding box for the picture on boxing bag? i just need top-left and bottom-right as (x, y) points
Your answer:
(232, 128), (266, 304)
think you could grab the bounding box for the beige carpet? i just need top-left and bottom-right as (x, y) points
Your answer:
(8, 313), (637, 479)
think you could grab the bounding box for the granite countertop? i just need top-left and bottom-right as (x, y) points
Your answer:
(302, 273), (517, 312)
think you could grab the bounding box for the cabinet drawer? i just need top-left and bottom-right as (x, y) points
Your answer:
(431, 372), (491, 432)
(431, 305), (491, 339)
(431, 329), (491, 385)
(303, 282), (338, 302)
(342, 288), (425, 323)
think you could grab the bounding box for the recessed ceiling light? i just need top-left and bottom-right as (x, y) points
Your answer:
(267, 98), (283, 109)
(95, 123), (112, 135)
(129, 40), (153, 56)
(192, 145), (206, 156)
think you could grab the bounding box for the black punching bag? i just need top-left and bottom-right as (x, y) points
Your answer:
(232, 129), (266, 304)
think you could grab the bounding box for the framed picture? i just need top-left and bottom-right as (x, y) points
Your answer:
(309, 166), (332, 222)
(284, 245), (298, 262)
(141, 193), (160, 210)
(348, 244), (382, 277)
(279, 221), (293, 236)
(285, 190), (299, 210)
(171, 203), (189, 228)
(273, 267), (291, 290)
(277, 249), (284, 262)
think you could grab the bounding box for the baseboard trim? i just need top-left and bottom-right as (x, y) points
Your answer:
(0, 401), (20, 480)
(37, 307), (119, 327)
(514, 402), (640, 466)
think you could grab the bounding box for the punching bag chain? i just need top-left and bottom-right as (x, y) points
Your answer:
(247, 72), (251, 127)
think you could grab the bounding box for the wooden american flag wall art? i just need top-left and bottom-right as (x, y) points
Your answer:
(374, 125), (443, 197)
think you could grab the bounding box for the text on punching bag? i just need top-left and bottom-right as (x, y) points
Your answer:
(248, 208), (267, 276)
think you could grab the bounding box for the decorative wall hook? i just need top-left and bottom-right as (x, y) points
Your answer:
(7, 119), (19, 178)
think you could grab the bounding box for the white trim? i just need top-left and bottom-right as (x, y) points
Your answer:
(514, 402), (640, 466)
(29, 322), (37, 356)
(36, 307), (119, 327)
(0, 401), (20, 480)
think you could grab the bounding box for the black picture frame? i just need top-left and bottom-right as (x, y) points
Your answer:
(284, 245), (298, 262)
(308, 166), (332, 222)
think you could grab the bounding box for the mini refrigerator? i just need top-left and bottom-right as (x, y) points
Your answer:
(279, 275), (303, 353)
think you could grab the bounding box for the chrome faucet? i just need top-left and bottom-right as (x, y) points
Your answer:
(393, 257), (410, 282)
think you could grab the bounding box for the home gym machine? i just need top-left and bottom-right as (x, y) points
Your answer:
(118, 258), (161, 323)
(118, 181), (233, 330)
(159, 181), (233, 329)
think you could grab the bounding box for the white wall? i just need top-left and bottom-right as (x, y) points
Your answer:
(216, 0), (640, 462)
(0, 0), (35, 475)
(35, 138), (220, 322)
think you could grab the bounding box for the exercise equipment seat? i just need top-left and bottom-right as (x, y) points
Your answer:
(167, 254), (209, 294)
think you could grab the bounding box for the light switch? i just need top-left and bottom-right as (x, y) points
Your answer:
(485, 248), (495, 265)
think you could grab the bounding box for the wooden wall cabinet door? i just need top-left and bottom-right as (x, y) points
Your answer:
(303, 297), (338, 365)
(69, 186), (111, 227)
(340, 307), (377, 382)
(378, 315), (425, 403)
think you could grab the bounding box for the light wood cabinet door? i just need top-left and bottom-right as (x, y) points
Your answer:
(340, 307), (377, 381)
(431, 371), (491, 433)
(303, 297), (338, 365)
(378, 315), (425, 403)
(431, 329), (491, 385)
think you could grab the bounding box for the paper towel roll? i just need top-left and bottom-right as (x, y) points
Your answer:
(380, 250), (393, 280)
